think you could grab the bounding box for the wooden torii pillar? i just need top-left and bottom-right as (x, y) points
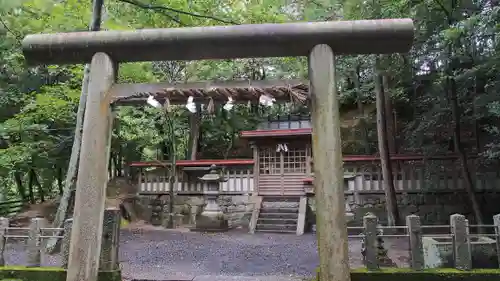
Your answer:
(22, 19), (414, 281)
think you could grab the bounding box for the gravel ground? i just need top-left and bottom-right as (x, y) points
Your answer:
(4, 228), (410, 280)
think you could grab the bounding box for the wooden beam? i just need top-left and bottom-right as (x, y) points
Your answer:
(66, 52), (115, 281)
(109, 79), (308, 105)
(309, 45), (350, 281)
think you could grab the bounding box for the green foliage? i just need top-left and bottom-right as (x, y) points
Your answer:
(0, 0), (499, 202)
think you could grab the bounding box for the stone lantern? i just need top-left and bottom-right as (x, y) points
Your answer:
(193, 164), (229, 232)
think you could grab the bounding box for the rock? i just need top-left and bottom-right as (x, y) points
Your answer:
(188, 197), (205, 206)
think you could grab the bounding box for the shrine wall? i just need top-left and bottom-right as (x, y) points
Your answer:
(135, 190), (500, 231)
(307, 191), (500, 226)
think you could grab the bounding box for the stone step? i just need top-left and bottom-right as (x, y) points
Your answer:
(259, 212), (299, 220)
(254, 228), (297, 234)
(261, 201), (300, 209)
(256, 223), (297, 232)
(258, 218), (297, 225)
(262, 196), (301, 203)
(259, 208), (298, 214)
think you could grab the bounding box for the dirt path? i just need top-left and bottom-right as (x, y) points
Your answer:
(4, 229), (410, 280)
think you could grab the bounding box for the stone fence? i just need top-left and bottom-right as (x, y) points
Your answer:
(357, 213), (500, 270)
(0, 208), (120, 269)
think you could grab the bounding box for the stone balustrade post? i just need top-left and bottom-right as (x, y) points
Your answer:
(0, 217), (9, 266)
(450, 214), (471, 270)
(99, 208), (121, 270)
(150, 196), (164, 226)
(61, 218), (73, 268)
(62, 209), (120, 270)
(27, 217), (47, 267)
(406, 214), (424, 270)
(363, 213), (378, 270)
(493, 214), (500, 268)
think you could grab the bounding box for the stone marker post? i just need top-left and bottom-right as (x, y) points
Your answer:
(27, 217), (47, 267)
(194, 165), (228, 232)
(61, 218), (73, 268)
(450, 214), (471, 270)
(493, 214), (500, 267)
(150, 196), (164, 226)
(100, 208), (121, 270)
(0, 217), (9, 266)
(406, 214), (424, 270)
(363, 213), (379, 270)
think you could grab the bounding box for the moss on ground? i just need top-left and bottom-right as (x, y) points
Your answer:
(311, 268), (500, 281)
(0, 266), (121, 281)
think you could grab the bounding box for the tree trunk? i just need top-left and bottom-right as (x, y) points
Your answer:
(31, 169), (44, 202)
(57, 167), (63, 195)
(375, 58), (401, 226)
(14, 172), (29, 203)
(382, 74), (401, 179)
(117, 144), (123, 176)
(353, 67), (370, 154)
(187, 104), (201, 160)
(45, 0), (104, 253)
(382, 75), (397, 154)
(440, 2), (484, 226)
(165, 110), (177, 229)
(28, 170), (36, 203)
(449, 76), (484, 226)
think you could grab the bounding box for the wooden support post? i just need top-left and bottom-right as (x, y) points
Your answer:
(251, 141), (259, 195)
(296, 196), (307, 235)
(66, 52), (116, 281)
(309, 44), (350, 281)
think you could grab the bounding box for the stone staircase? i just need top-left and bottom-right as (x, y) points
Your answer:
(254, 196), (302, 234)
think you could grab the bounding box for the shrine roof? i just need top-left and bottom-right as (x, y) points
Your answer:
(240, 128), (312, 138)
(240, 115), (312, 138)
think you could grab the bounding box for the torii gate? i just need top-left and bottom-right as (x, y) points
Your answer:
(22, 19), (414, 281)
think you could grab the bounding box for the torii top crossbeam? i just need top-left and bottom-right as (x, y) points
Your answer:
(22, 19), (414, 65)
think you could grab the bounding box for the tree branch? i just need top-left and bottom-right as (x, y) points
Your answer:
(432, 0), (452, 20)
(117, 0), (185, 26)
(0, 15), (22, 44)
(117, 0), (239, 25)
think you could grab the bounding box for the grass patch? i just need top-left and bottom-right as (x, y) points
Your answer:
(311, 268), (500, 281)
(0, 266), (121, 281)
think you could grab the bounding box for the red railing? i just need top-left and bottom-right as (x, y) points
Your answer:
(129, 154), (479, 167)
(131, 154), (497, 193)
